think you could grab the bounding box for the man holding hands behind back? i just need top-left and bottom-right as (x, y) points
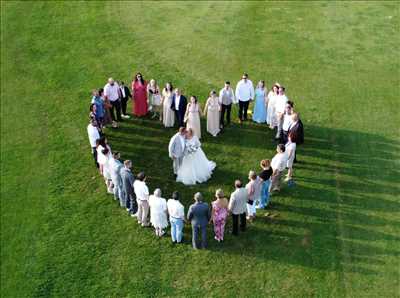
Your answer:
(187, 192), (211, 249)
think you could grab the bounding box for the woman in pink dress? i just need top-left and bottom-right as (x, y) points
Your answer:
(211, 189), (229, 242)
(131, 72), (148, 117)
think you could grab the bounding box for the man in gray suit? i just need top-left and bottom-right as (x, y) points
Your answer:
(187, 192), (211, 249)
(228, 180), (248, 235)
(120, 160), (137, 216)
(168, 127), (186, 176)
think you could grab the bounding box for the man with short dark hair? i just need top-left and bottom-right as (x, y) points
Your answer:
(104, 77), (122, 127)
(171, 88), (187, 127)
(168, 127), (187, 175)
(228, 180), (248, 235)
(235, 73), (254, 123)
(134, 172), (150, 227)
(187, 192), (210, 249)
(219, 81), (235, 128)
(120, 160), (137, 215)
(119, 81), (132, 119)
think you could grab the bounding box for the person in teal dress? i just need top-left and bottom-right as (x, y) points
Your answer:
(252, 80), (268, 123)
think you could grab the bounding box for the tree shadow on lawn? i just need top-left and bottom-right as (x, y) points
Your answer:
(107, 117), (400, 276)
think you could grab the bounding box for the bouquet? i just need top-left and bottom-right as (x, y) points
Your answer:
(186, 142), (199, 155)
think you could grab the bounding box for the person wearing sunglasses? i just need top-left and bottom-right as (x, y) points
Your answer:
(235, 73), (254, 123)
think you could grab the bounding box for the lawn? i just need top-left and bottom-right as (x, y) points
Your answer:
(1, 1), (399, 297)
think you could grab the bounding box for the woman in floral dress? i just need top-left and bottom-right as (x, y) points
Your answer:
(211, 189), (229, 242)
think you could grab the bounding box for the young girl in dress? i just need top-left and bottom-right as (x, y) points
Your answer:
(211, 189), (229, 242)
(147, 79), (161, 120)
(204, 90), (220, 137)
(99, 88), (112, 127)
(161, 82), (175, 127)
(285, 133), (297, 181)
(89, 104), (98, 125)
(185, 96), (202, 139)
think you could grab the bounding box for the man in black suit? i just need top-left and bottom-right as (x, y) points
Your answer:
(119, 81), (132, 119)
(171, 88), (187, 127)
(288, 112), (304, 162)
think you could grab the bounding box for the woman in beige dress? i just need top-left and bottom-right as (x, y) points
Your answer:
(161, 82), (175, 127)
(184, 95), (202, 139)
(147, 79), (161, 120)
(204, 90), (221, 137)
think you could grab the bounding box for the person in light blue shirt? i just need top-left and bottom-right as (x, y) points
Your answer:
(252, 80), (267, 123)
(91, 89), (105, 126)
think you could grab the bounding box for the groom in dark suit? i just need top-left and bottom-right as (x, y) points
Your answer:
(171, 88), (187, 127)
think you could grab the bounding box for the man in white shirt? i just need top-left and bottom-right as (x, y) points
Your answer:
(270, 144), (288, 192)
(235, 73), (254, 123)
(275, 86), (288, 139)
(167, 191), (185, 243)
(104, 77), (122, 127)
(87, 119), (100, 168)
(228, 180), (248, 235)
(134, 172), (150, 227)
(219, 81), (235, 128)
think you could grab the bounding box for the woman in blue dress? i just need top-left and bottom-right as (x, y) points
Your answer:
(252, 80), (268, 123)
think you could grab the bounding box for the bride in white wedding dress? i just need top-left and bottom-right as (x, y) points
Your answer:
(176, 128), (216, 185)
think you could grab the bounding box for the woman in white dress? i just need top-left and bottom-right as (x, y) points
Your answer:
(266, 84), (279, 129)
(184, 96), (202, 139)
(176, 128), (216, 185)
(147, 79), (161, 120)
(161, 82), (175, 127)
(204, 90), (220, 137)
(96, 137), (113, 193)
(148, 188), (168, 237)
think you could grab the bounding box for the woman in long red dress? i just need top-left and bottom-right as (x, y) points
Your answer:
(131, 72), (148, 116)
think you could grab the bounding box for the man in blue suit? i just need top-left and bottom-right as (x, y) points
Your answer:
(171, 88), (187, 127)
(187, 192), (211, 249)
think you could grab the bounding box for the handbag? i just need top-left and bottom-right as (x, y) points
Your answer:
(247, 200), (254, 205)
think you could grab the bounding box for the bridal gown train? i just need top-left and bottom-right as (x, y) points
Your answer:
(176, 136), (216, 185)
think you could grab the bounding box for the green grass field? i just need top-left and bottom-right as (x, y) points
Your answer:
(1, 1), (399, 297)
